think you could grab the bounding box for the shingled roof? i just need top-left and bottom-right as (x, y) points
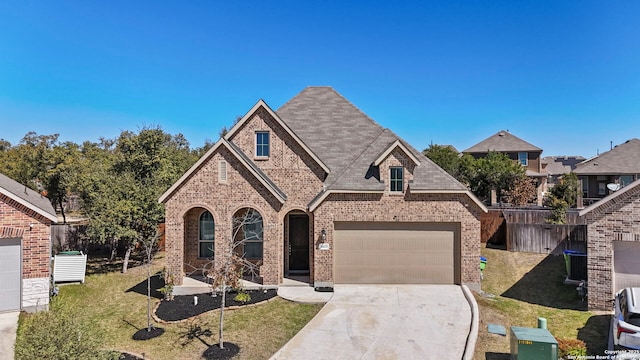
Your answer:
(277, 87), (467, 192)
(463, 130), (542, 153)
(543, 156), (586, 176)
(0, 172), (57, 222)
(573, 139), (640, 175)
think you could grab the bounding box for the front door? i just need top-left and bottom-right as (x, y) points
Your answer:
(288, 215), (309, 273)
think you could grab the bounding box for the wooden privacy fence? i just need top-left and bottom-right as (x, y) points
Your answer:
(506, 223), (586, 254)
(51, 223), (166, 254)
(481, 208), (587, 254)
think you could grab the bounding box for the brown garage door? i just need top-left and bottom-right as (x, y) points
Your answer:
(333, 222), (460, 284)
(614, 241), (640, 292)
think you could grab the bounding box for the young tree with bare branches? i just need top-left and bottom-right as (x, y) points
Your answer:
(203, 208), (262, 350)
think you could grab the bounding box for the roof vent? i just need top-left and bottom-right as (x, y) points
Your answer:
(499, 132), (506, 137)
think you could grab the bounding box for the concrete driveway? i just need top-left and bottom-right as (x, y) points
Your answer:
(271, 285), (476, 360)
(0, 311), (19, 360)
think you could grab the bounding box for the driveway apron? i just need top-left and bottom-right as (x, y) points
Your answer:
(0, 311), (19, 360)
(271, 285), (472, 360)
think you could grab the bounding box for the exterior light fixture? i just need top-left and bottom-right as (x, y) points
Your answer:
(321, 229), (327, 241)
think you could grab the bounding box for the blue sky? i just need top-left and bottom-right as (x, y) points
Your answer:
(1, 1), (639, 158)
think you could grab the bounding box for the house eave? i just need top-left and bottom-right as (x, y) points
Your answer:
(372, 139), (421, 167)
(0, 188), (57, 222)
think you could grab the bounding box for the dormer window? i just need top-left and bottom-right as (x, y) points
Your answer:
(390, 167), (404, 193)
(518, 152), (528, 166)
(256, 131), (270, 158)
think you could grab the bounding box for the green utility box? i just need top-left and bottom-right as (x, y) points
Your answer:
(510, 326), (558, 360)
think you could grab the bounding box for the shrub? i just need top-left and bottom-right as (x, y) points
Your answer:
(234, 292), (251, 304)
(557, 338), (587, 359)
(14, 303), (115, 360)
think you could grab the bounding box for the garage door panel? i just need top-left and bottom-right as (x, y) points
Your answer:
(334, 222), (460, 284)
(614, 241), (640, 292)
(0, 238), (22, 312)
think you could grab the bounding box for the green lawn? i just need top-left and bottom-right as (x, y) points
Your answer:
(474, 246), (610, 359)
(17, 253), (323, 360)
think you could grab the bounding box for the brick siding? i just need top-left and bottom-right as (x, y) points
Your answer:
(163, 105), (482, 289)
(0, 193), (52, 311)
(584, 184), (640, 310)
(0, 194), (52, 279)
(313, 192), (482, 287)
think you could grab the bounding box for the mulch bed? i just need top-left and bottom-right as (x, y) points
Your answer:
(202, 342), (240, 360)
(132, 326), (165, 340)
(117, 352), (145, 360)
(155, 289), (278, 322)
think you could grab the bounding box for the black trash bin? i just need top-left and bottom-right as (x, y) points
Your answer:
(563, 250), (587, 281)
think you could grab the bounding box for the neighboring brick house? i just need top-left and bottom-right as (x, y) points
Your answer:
(0, 173), (56, 312)
(574, 139), (640, 206)
(160, 87), (487, 291)
(580, 179), (640, 310)
(462, 130), (547, 205)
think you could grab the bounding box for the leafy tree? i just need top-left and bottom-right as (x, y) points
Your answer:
(470, 151), (526, 201)
(42, 142), (81, 223)
(423, 144), (476, 187)
(79, 127), (195, 272)
(545, 173), (579, 224)
(0, 139), (11, 151)
(503, 175), (537, 206)
(0, 132), (59, 190)
(423, 144), (461, 176)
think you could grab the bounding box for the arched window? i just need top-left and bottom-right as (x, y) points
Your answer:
(199, 211), (214, 259)
(233, 208), (263, 261)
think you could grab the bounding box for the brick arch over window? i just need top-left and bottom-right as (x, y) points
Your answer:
(183, 206), (216, 274)
(232, 207), (263, 262)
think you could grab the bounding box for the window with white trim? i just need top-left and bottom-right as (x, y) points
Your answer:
(390, 167), (404, 193)
(256, 131), (270, 158)
(518, 152), (528, 166)
(199, 211), (214, 259)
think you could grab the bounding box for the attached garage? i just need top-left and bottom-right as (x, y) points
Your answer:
(0, 238), (22, 312)
(581, 178), (640, 310)
(613, 241), (640, 292)
(333, 222), (461, 284)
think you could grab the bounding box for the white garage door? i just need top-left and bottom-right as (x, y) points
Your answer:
(614, 241), (640, 292)
(333, 222), (460, 284)
(0, 238), (21, 312)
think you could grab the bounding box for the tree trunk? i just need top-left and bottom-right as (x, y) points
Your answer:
(146, 245), (152, 331)
(122, 245), (133, 273)
(109, 239), (117, 262)
(219, 278), (226, 349)
(58, 198), (66, 224)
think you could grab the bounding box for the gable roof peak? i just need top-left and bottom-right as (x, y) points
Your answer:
(462, 130), (542, 153)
